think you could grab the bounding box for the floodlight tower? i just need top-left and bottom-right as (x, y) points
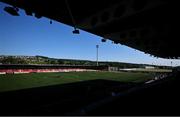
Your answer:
(96, 45), (99, 66)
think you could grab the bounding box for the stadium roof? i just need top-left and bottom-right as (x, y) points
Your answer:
(0, 0), (179, 59)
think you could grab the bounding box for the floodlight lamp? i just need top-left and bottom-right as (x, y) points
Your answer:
(72, 29), (80, 34)
(4, 6), (19, 16)
(101, 38), (107, 42)
(50, 20), (52, 24)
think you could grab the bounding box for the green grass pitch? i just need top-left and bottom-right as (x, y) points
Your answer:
(0, 71), (154, 92)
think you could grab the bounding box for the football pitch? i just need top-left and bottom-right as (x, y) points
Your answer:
(0, 71), (154, 92)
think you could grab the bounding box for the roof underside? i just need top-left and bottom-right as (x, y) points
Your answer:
(0, 0), (179, 59)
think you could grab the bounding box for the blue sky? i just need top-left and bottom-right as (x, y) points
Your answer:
(0, 2), (179, 66)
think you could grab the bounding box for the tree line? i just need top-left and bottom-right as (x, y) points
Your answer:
(0, 55), (172, 69)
